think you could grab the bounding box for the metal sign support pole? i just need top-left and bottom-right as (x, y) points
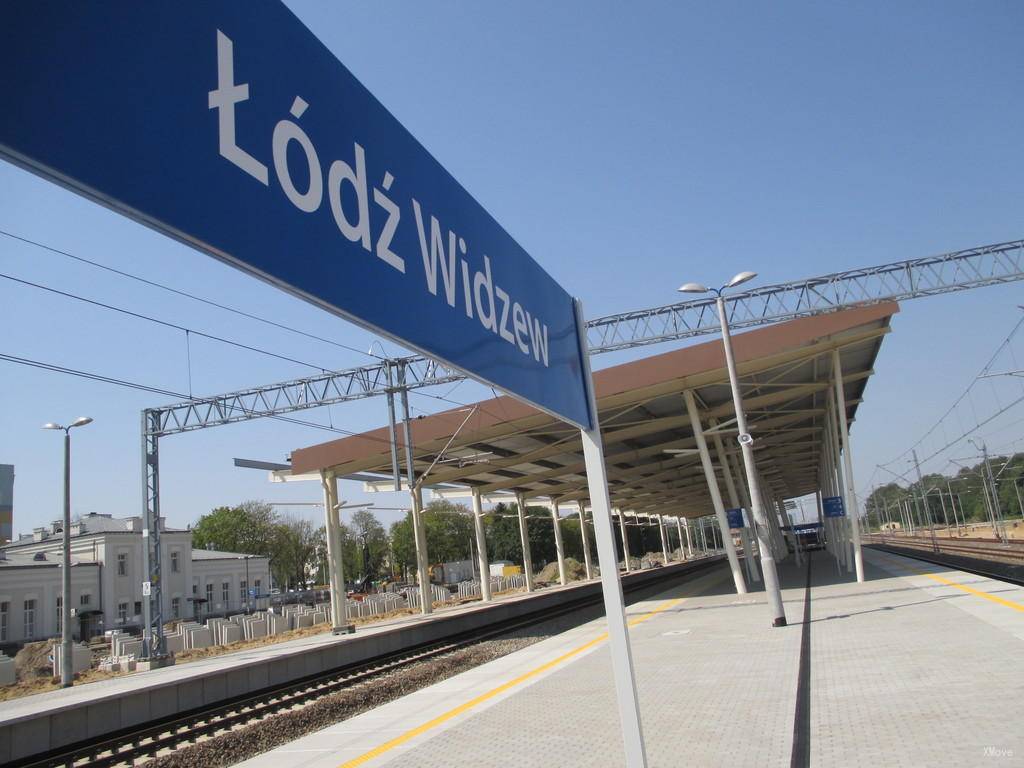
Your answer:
(574, 298), (648, 768)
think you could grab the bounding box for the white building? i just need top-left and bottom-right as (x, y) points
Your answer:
(0, 513), (270, 647)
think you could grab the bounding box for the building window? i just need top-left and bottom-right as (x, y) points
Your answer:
(133, 601), (142, 617)
(254, 579), (261, 595)
(117, 552), (127, 576)
(117, 601), (128, 624)
(239, 580), (247, 602)
(205, 583), (213, 605)
(171, 551), (180, 573)
(0, 602), (8, 642)
(192, 583), (198, 595)
(80, 593), (90, 607)
(222, 582), (230, 604)
(171, 597), (181, 619)
(24, 599), (36, 639)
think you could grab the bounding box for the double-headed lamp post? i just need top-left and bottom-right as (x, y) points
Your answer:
(678, 273), (787, 627)
(42, 416), (93, 686)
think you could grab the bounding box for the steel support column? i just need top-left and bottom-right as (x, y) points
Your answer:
(551, 499), (568, 586)
(683, 390), (746, 593)
(578, 503), (594, 579)
(515, 493), (535, 592)
(320, 471), (347, 629)
(832, 349), (865, 582)
(471, 488), (492, 602)
(710, 424), (759, 582)
(618, 509), (632, 571)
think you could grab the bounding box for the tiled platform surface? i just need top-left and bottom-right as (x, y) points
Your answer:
(239, 547), (1024, 768)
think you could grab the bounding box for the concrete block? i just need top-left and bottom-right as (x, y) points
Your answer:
(51, 643), (92, 677)
(221, 623), (242, 644)
(247, 619), (267, 639)
(117, 638), (143, 659)
(164, 633), (185, 654)
(187, 627), (212, 649)
(296, 614), (313, 628)
(312, 611), (327, 624)
(0, 654), (15, 686)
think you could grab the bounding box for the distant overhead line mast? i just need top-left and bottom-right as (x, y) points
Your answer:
(139, 237), (1023, 656)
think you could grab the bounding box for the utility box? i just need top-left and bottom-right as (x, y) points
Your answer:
(490, 561), (522, 578)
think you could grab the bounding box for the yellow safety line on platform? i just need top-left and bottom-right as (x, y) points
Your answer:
(880, 553), (1024, 612)
(336, 576), (720, 768)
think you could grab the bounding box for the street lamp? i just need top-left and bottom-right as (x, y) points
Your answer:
(42, 416), (93, 687)
(678, 273), (787, 627)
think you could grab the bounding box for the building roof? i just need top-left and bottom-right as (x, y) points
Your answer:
(191, 548), (269, 562)
(1, 513), (187, 551)
(291, 303), (897, 518)
(0, 550), (97, 568)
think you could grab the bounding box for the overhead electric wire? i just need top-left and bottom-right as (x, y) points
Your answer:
(0, 271), (335, 372)
(0, 351), (401, 443)
(880, 314), (1024, 469)
(0, 228), (385, 361)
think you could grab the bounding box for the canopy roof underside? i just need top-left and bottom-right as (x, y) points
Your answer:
(291, 303), (897, 519)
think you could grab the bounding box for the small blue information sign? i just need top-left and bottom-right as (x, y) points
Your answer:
(822, 496), (846, 518)
(726, 508), (745, 529)
(0, 2), (591, 428)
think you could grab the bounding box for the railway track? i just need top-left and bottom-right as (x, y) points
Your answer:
(864, 534), (1024, 563)
(865, 535), (1024, 586)
(12, 558), (722, 768)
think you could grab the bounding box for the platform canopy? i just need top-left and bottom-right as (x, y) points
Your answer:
(290, 303), (897, 518)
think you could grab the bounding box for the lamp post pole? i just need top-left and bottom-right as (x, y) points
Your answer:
(43, 416), (93, 687)
(715, 295), (787, 626)
(678, 273), (785, 627)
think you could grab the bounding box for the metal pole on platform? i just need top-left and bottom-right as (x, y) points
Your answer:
(716, 297), (785, 620)
(515, 493), (535, 592)
(679, 273), (786, 625)
(684, 390), (746, 593)
(397, 366), (432, 615)
(574, 298), (648, 768)
(551, 499), (568, 585)
(674, 517), (684, 562)
(619, 509), (632, 571)
(577, 502), (594, 579)
(471, 489), (492, 602)
(44, 416), (92, 685)
(710, 423), (759, 582)
(320, 472), (348, 630)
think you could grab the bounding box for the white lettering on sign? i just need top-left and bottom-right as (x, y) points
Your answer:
(207, 31), (550, 368)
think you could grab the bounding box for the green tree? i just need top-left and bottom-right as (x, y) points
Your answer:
(271, 516), (324, 590)
(483, 503), (556, 567)
(192, 501), (277, 556)
(346, 509), (388, 580)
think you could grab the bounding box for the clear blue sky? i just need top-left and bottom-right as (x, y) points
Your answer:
(2, 1), (1022, 534)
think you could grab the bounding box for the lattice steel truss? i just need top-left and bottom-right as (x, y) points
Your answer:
(586, 238), (1024, 353)
(148, 356), (461, 437)
(138, 237), (1024, 657)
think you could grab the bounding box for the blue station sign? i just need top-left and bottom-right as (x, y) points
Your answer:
(0, 2), (592, 428)
(822, 496), (846, 518)
(726, 508), (745, 529)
